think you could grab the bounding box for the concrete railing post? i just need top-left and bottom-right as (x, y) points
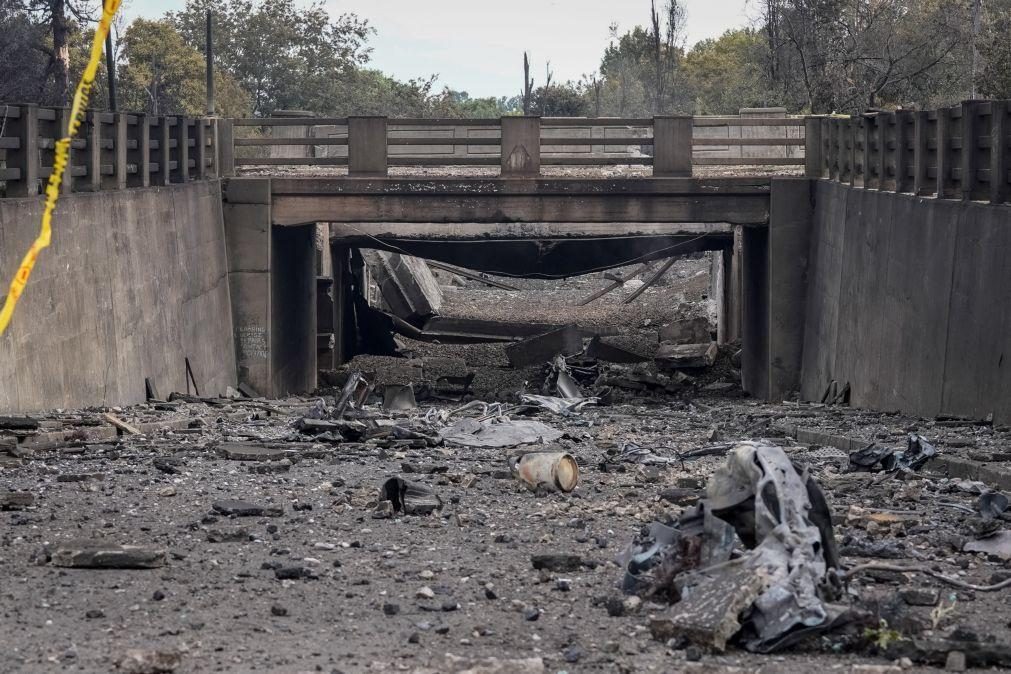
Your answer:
(861, 114), (872, 188)
(154, 117), (171, 186)
(913, 111), (930, 196)
(196, 118), (208, 180)
(877, 113), (890, 191)
(653, 115), (692, 177)
(127, 114), (150, 188)
(6, 104), (39, 196)
(108, 112), (127, 190)
(348, 116), (388, 176)
(500, 116), (540, 177)
(84, 111), (101, 192)
(960, 100), (981, 201)
(894, 110), (913, 194)
(217, 118), (235, 178)
(991, 101), (1009, 205)
(937, 106), (956, 199)
(827, 118), (839, 180)
(58, 107), (73, 194)
(804, 116), (823, 178)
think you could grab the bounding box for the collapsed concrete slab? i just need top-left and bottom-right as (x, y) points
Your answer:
(505, 325), (583, 368)
(656, 342), (718, 369)
(365, 251), (443, 322)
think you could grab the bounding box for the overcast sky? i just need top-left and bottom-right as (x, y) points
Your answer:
(123, 0), (755, 98)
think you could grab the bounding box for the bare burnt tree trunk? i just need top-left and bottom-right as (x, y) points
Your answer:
(522, 51), (533, 115)
(50, 0), (70, 105)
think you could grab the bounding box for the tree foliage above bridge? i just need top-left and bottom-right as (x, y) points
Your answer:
(2, 0), (1010, 117)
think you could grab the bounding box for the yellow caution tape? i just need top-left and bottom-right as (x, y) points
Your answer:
(0, 0), (123, 336)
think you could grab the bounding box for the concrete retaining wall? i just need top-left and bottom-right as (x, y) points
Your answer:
(802, 180), (1011, 423)
(0, 181), (236, 413)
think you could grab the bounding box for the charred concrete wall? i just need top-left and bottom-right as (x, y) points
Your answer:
(0, 181), (236, 413)
(802, 180), (1011, 423)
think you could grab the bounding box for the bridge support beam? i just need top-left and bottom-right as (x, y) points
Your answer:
(741, 177), (813, 400)
(223, 178), (317, 397)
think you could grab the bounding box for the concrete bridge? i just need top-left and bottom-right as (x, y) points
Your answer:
(1, 102), (1009, 424)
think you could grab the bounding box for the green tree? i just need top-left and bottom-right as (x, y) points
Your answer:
(682, 29), (773, 114)
(169, 0), (370, 116)
(116, 19), (249, 116)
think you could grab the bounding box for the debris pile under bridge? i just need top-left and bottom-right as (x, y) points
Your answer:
(2, 257), (1011, 673)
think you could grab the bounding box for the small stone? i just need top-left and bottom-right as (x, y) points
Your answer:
(205, 527), (249, 543)
(152, 590), (165, 602)
(416, 586), (435, 599)
(945, 651), (967, 672)
(419, 569), (435, 579)
(563, 645), (585, 663)
(441, 600), (459, 612)
(383, 602), (400, 616)
(212, 500), (282, 517)
(685, 645), (703, 661)
(530, 554), (585, 572)
(555, 578), (572, 592)
(274, 566), (307, 580)
(484, 587), (498, 600)
(51, 542), (166, 569)
(157, 486), (176, 497)
(622, 595), (642, 614)
(85, 609), (104, 619)
(522, 607), (540, 621)
(219, 443), (286, 461)
(271, 604), (288, 617)
(900, 588), (939, 606)
(373, 501), (394, 519)
(604, 596), (625, 617)
(116, 649), (182, 674)
(408, 632), (421, 644)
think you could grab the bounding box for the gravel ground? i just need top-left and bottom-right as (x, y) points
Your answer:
(3, 261), (1010, 674)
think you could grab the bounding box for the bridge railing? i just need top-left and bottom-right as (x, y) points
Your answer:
(806, 100), (1011, 205)
(226, 114), (806, 176)
(0, 104), (222, 197)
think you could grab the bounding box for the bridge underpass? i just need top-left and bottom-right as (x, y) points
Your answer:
(223, 173), (806, 406)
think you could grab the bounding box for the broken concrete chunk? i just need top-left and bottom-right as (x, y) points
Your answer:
(585, 334), (658, 363)
(383, 384), (418, 411)
(655, 342), (718, 369)
(211, 500), (283, 517)
(0, 491), (35, 510)
(116, 648), (182, 674)
(660, 317), (712, 345)
(51, 542), (167, 569)
(366, 251), (443, 321)
(219, 443), (286, 461)
(530, 554), (587, 572)
(0, 415), (40, 430)
(505, 325), (582, 369)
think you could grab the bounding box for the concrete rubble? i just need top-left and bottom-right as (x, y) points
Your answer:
(3, 257), (1011, 671)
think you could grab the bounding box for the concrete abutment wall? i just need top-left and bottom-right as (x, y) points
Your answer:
(223, 178), (317, 398)
(801, 180), (1011, 423)
(0, 182), (236, 413)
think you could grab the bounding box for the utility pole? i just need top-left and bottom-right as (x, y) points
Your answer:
(970, 0), (983, 99)
(206, 9), (215, 115)
(105, 31), (117, 111)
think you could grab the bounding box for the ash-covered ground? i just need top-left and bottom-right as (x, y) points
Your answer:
(2, 256), (1011, 674)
